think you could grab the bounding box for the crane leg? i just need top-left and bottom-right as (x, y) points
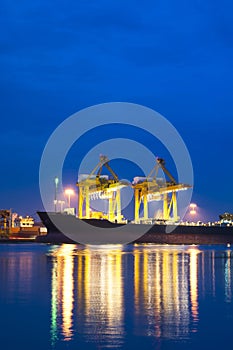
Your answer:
(143, 194), (148, 220)
(172, 191), (178, 221)
(134, 189), (140, 222)
(163, 193), (168, 220)
(78, 188), (83, 218)
(85, 187), (90, 218)
(116, 189), (121, 222)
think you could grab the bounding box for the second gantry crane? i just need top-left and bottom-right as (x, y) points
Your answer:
(132, 157), (191, 223)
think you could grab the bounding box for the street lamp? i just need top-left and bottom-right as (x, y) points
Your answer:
(54, 177), (59, 212)
(189, 203), (197, 216)
(58, 200), (65, 212)
(65, 188), (75, 208)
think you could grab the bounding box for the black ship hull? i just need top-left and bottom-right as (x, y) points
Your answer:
(36, 211), (233, 245)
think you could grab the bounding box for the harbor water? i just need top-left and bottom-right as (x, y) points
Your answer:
(0, 243), (233, 349)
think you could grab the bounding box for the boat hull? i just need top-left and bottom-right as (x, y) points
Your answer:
(36, 212), (233, 245)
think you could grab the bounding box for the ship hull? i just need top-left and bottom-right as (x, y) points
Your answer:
(36, 211), (233, 245)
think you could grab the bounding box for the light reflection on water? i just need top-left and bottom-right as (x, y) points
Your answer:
(46, 244), (233, 349)
(49, 244), (125, 347)
(225, 250), (232, 302)
(1, 244), (233, 349)
(50, 245), (74, 344)
(133, 246), (199, 340)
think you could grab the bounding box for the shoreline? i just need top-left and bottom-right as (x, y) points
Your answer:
(0, 237), (232, 247)
(0, 238), (38, 244)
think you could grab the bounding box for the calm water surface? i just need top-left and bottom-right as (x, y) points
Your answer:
(0, 243), (233, 349)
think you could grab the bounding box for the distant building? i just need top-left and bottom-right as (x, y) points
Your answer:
(63, 207), (76, 215)
(13, 215), (35, 228)
(219, 213), (233, 222)
(19, 216), (34, 227)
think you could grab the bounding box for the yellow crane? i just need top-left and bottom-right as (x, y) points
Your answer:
(76, 155), (128, 222)
(0, 209), (11, 234)
(132, 158), (191, 223)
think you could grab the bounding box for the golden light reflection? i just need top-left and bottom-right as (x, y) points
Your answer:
(50, 245), (75, 343)
(48, 244), (208, 346)
(134, 249), (140, 315)
(61, 246), (74, 341)
(189, 248), (200, 325)
(51, 261), (58, 346)
(133, 246), (200, 339)
(154, 251), (162, 337)
(82, 246), (124, 332)
(50, 245), (125, 347)
(143, 250), (148, 299)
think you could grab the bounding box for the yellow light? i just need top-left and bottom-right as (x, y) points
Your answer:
(189, 248), (199, 323)
(62, 247), (74, 341)
(82, 247), (123, 338)
(64, 188), (75, 207)
(190, 203), (197, 209)
(190, 210), (196, 215)
(50, 245), (75, 343)
(65, 188), (75, 196)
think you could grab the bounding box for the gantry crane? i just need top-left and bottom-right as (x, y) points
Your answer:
(132, 158), (191, 222)
(0, 209), (11, 233)
(76, 155), (128, 222)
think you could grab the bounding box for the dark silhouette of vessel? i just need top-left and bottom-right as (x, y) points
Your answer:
(36, 211), (233, 245)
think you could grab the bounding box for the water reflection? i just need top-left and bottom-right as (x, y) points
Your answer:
(0, 248), (44, 304)
(47, 244), (233, 348)
(133, 246), (200, 339)
(49, 244), (124, 347)
(225, 250), (232, 302)
(189, 248), (199, 325)
(50, 245), (75, 344)
(81, 246), (124, 345)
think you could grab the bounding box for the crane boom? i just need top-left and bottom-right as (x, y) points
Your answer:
(156, 158), (177, 185)
(96, 155), (119, 181)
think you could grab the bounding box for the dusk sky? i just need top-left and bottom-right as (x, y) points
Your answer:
(1, 0), (233, 221)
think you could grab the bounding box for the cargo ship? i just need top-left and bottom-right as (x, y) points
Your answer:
(37, 157), (233, 245)
(36, 211), (233, 245)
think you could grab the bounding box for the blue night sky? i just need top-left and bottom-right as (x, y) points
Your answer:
(0, 0), (232, 221)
